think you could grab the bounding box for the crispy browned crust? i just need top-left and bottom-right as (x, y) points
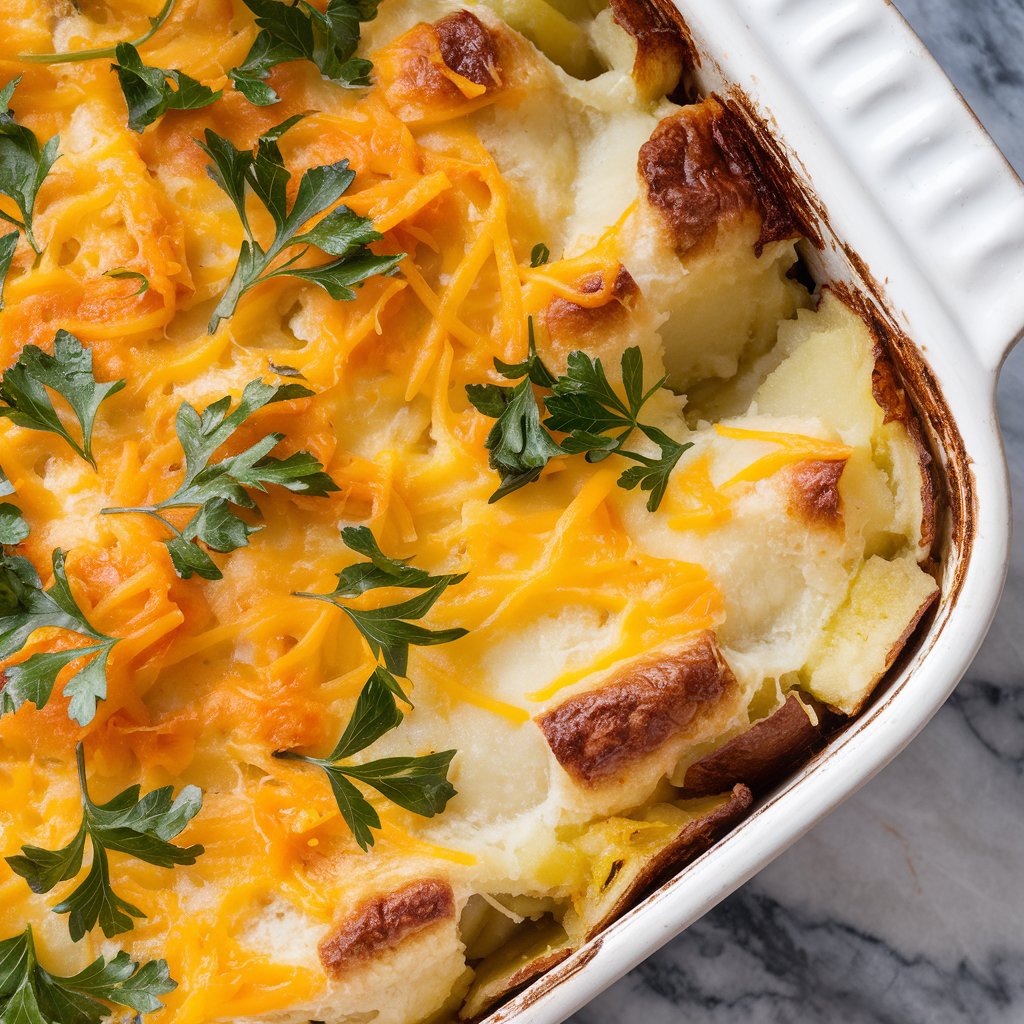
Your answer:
(538, 266), (639, 352)
(584, 783), (753, 938)
(436, 11), (503, 87)
(536, 631), (740, 788)
(681, 696), (829, 796)
(785, 459), (847, 529)
(638, 96), (804, 258)
(318, 879), (455, 976)
(609, 0), (687, 98)
(374, 13), (506, 119)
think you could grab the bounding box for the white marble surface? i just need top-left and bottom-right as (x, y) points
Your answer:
(573, 2), (1024, 1022)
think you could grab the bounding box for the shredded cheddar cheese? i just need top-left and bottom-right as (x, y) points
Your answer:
(0, 3), (937, 1022)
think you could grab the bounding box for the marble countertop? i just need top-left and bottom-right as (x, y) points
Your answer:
(573, 2), (1024, 1022)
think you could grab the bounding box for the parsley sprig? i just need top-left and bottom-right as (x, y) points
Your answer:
(200, 118), (403, 333)
(0, 331), (126, 469)
(17, 0), (177, 65)
(465, 320), (564, 502)
(546, 348), (693, 511)
(0, 78), (59, 256)
(0, 469), (28, 546)
(0, 925), (175, 1024)
(275, 667), (457, 850)
(231, 0), (382, 106)
(295, 526), (468, 677)
(6, 743), (203, 942)
(112, 42), (220, 133)
(466, 328), (693, 510)
(102, 379), (338, 581)
(0, 549), (119, 726)
(283, 528), (464, 847)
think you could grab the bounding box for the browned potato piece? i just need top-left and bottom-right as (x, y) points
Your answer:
(319, 879), (456, 977)
(536, 631), (741, 789)
(681, 694), (828, 796)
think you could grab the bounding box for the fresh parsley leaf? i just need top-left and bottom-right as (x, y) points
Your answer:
(0, 229), (18, 309)
(102, 267), (150, 295)
(0, 549), (119, 725)
(544, 347), (691, 509)
(616, 424), (693, 512)
(0, 468), (28, 547)
(17, 0), (177, 65)
(0, 77), (60, 255)
(101, 379), (338, 580)
(0, 925), (175, 1023)
(230, 0), (381, 106)
(274, 667), (456, 850)
(530, 242), (550, 267)
(0, 505), (28, 546)
(466, 321), (563, 502)
(6, 743), (203, 942)
(469, 338), (692, 510)
(0, 330), (126, 469)
(295, 527), (467, 676)
(112, 42), (220, 133)
(199, 120), (404, 332)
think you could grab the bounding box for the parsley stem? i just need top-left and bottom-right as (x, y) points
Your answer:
(74, 741), (89, 801)
(18, 0), (176, 64)
(100, 505), (181, 536)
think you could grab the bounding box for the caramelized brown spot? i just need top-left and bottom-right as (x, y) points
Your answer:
(682, 695), (828, 796)
(373, 15), (507, 121)
(536, 631), (739, 787)
(786, 459), (847, 528)
(608, 0), (688, 98)
(638, 97), (803, 257)
(318, 879), (455, 976)
(436, 11), (502, 87)
(541, 266), (639, 344)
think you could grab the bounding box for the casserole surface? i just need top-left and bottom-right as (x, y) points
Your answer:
(0, 2), (990, 1022)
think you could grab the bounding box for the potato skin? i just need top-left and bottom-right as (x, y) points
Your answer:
(681, 695), (828, 797)
(585, 783), (753, 938)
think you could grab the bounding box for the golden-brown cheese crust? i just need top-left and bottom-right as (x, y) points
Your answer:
(682, 696), (827, 796)
(785, 459), (848, 529)
(638, 97), (803, 258)
(318, 879), (456, 977)
(374, 12), (509, 121)
(536, 631), (740, 787)
(608, 0), (688, 98)
(538, 266), (640, 362)
(436, 10), (503, 87)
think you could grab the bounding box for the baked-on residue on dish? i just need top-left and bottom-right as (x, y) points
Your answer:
(0, 1), (939, 1022)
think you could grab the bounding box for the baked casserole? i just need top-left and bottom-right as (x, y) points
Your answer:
(0, 1), (939, 1021)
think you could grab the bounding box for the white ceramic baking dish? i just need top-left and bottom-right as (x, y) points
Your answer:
(484, 1), (1024, 1020)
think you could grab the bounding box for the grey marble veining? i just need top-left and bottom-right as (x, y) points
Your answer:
(573, 2), (1024, 1022)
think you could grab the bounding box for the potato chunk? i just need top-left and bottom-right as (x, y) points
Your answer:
(802, 554), (939, 715)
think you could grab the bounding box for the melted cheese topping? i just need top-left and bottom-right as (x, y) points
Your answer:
(0, 2), (936, 1022)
